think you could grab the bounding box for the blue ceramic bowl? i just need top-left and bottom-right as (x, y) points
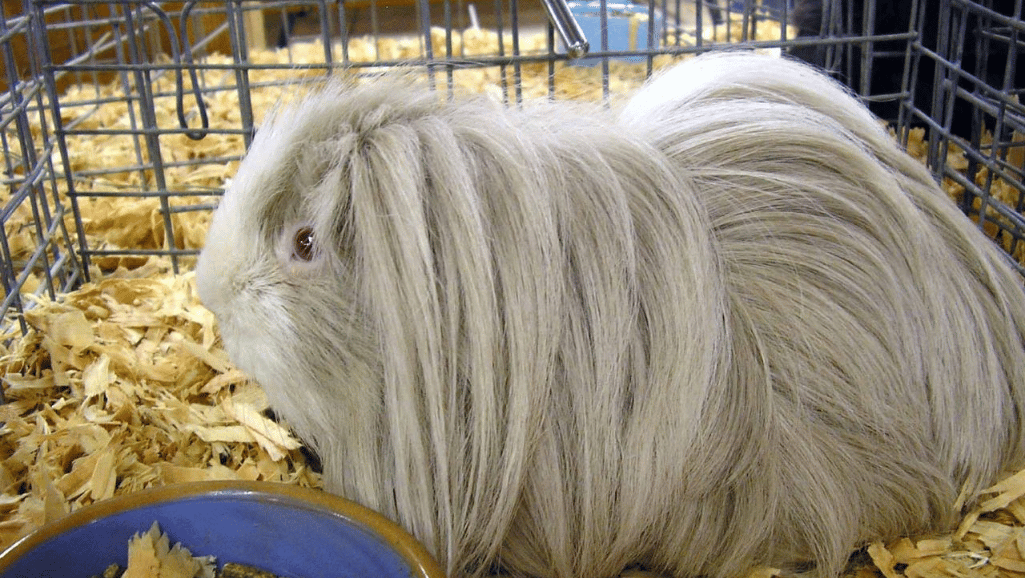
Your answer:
(0, 481), (446, 578)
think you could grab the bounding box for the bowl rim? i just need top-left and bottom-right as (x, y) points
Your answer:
(0, 479), (447, 578)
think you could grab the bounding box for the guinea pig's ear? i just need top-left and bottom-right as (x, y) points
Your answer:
(295, 137), (345, 190)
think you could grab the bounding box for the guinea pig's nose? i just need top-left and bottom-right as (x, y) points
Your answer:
(195, 193), (241, 316)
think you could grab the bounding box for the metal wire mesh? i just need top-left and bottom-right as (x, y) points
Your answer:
(1, 0), (1023, 336)
(1, 1), (83, 337)
(904, 0), (1025, 271)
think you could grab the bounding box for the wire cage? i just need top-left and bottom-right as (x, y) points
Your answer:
(0, 0), (1023, 339)
(915, 0), (1025, 269)
(0, 1), (83, 336)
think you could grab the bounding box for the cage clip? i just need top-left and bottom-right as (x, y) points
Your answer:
(175, 1), (210, 140)
(140, 1), (210, 140)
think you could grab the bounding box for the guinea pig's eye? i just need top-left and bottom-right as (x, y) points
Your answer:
(292, 226), (316, 261)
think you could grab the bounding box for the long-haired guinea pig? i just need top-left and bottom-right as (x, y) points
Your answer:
(196, 51), (1025, 578)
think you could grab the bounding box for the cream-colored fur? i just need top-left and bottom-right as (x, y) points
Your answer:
(196, 51), (1025, 578)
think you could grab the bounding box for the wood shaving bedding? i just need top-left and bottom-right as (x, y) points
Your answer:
(3, 18), (1025, 578)
(0, 262), (320, 553)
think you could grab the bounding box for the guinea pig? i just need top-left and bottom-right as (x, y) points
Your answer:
(196, 51), (1025, 578)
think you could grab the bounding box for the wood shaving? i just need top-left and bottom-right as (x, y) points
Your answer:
(120, 521), (216, 578)
(3, 18), (1025, 578)
(91, 522), (295, 578)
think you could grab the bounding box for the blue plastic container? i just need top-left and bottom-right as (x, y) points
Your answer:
(561, 1), (666, 65)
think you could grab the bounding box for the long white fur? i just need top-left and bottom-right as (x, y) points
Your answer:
(196, 51), (1025, 578)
